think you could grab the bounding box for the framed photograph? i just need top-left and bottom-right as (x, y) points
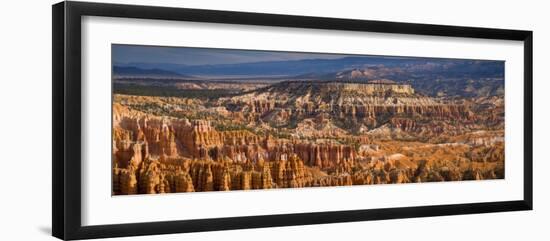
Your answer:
(52, 1), (533, 240)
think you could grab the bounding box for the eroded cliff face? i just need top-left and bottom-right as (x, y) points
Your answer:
(268, 142), (355, 169)
(113, 103), (360, 168)
(113, 138), (503, 195)
(220, 81), (492, 139)
(112, 80), (504, 195)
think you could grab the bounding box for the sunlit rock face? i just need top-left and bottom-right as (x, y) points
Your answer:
(112, 80), (504, 195)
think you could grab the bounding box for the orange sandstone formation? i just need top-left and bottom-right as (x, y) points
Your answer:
(112, 80), (504, 195)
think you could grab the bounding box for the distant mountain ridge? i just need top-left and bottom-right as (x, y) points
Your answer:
(113, 66), (195, 78)
(116, 56), (471, 77)
(116, 56), (502, 78)
(114, 56), (505, 97)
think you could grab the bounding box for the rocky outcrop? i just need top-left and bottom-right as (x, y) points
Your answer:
(269, 142), (355, 169)
(174, 170), (195, 192)
(270, 154), (308, 188)
(309, 174), (353, 187)
(138, 160), (171, 194)
(113, 167), (138, 195)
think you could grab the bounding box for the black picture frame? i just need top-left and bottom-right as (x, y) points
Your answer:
(52, 1), (533, 240)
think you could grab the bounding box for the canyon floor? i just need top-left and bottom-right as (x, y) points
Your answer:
(112, 80), (504, 195)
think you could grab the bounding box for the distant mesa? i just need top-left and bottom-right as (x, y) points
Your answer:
(367, 79), (397, 84)
(256, 79), (415, 98)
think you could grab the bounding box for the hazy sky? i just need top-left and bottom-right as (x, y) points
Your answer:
(112, 44), (349, 66)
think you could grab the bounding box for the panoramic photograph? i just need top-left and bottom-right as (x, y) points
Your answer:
(111, 44), (505, 195)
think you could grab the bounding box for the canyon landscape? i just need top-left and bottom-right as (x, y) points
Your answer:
(112, 45), (505, 195)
